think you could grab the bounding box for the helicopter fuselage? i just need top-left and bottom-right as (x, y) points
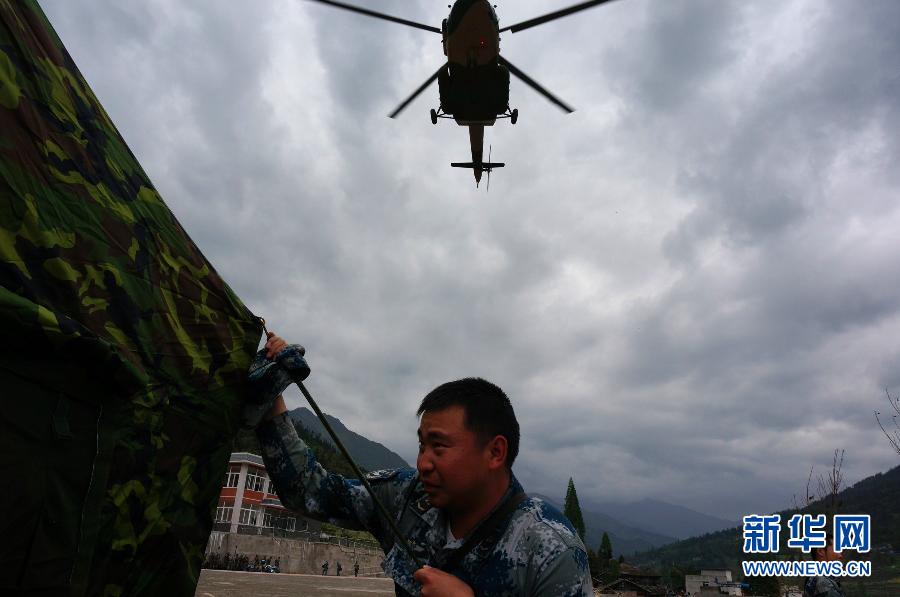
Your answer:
(441, 0), (506, 184)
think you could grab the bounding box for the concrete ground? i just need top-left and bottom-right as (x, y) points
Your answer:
(195, 569), (395, 596)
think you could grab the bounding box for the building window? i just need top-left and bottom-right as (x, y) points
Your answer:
(262, 512), (296, 532)
(266, 479), (275, 495)
(244, 468), (267, 493)
(215, 499), (234, 523)
(223, 465), (240, 488)
(239, 504), (260, 526)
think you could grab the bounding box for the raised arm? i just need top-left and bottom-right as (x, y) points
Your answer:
(256, 410), (384, 531)
(250, 334), (413, 542)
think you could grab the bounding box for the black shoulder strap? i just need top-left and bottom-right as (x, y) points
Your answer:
(439, 492), (527, 574)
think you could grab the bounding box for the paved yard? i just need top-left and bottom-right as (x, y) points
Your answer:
(195, 569), (395, 596)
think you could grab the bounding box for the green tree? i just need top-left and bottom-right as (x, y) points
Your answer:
(563, 477), (586, 540)
(666, 565), (685, 592)
(600, 531), (613, 561)
(587, 548), (602, 583)
(607, 559), (620, 583)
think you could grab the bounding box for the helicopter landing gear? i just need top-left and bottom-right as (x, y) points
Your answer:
(430, 109), (438, 125)
(510, 108), (518, 125)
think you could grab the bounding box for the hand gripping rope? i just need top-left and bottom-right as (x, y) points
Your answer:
(258, 319), (424, 569)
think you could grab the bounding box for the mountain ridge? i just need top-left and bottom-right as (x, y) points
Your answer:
(587, 497), (739, 540)
(532, 492), (678, 556)
(288, 407), (411, 472)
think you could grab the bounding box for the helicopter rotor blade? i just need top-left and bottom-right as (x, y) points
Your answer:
(498, 56), (574, 113)
(500, 0), (620, 34)
(389, 63), (447, 119)
(306, 0), (440, 34)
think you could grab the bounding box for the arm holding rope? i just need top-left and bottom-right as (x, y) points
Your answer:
(256, 411), (385, 532)
(250, 333), (413, 543)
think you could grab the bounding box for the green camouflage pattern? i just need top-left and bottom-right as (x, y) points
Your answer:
(0, 1), (262, 595)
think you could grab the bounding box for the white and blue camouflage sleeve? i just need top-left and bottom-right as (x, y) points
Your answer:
(512, 500), (594, 597)
(529, 546), (593, 597)
(804, 576), (846, 597)
(256, 411), (414, 543)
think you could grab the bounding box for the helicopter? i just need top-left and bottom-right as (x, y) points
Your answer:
(305, 0), (619, 186)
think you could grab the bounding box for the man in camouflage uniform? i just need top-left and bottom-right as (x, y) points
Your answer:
(803, 541), (845, 597)
(252, 333), (593, 596)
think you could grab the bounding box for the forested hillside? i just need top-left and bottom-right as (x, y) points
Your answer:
(630, 465), (900, 577)
(289, 407), (411, 471)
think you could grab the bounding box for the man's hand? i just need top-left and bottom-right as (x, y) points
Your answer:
(413, 566), (475, 597)
(265, 331), (289, 359)
(262, 332), (294, 420)
(244, 330), (309, 429)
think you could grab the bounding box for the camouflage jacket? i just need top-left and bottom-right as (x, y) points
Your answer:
(804, 576), (845, 597)
(257, 412), (593, 596)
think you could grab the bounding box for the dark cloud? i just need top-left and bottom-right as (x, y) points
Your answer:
(605, 0), (740, 111)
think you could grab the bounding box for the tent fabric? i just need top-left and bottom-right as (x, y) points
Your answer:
(0, 1), (263, 595)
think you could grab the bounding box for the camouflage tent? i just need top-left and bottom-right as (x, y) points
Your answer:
(0, 1), (262, 595)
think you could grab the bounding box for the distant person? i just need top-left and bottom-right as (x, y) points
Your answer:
(803, 539), (846, 597)
(250, 333), (592, 596)
(321, 560), (329, 576)
(354, 561), (360, 577)
(336, 561), (342, 576)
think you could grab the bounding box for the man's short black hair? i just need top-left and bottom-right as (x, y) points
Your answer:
(416, 378), (520, 468)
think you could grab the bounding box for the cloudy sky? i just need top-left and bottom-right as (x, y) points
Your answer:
(41, 0), (899, 521)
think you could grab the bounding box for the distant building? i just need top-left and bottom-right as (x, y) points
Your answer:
(700, 570), (732, 583)
(600, 564), (668, 596)
(619, 563), (663, 584)
(599, 577), (668, 596)
(216, 452), (321, 535)
(685, 569), (743, 596)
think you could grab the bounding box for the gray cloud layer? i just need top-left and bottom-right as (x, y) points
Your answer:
(41, 0), (900, 521)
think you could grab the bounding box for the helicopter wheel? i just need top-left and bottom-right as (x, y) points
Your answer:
(430, 109), (438, 125)
(510, 109), (518, 125)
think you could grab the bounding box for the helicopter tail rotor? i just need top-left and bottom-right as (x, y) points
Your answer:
(486, 145), (492, 192)
(451, 148), (505, 189)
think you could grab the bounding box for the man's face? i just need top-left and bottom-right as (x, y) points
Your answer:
(416, 405), (492, 510)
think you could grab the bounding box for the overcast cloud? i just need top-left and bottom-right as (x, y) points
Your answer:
(40, 0), (900, 521)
